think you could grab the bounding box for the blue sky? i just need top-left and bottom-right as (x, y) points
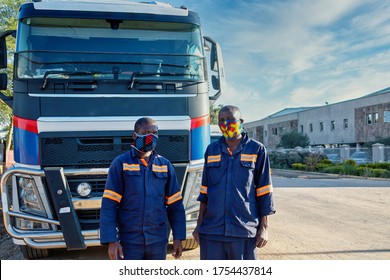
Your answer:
(167, 0), (390, 121)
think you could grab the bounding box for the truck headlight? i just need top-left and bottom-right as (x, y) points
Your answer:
(183, 170), (202, 221)
(17, 176), (46, 217)
(186, 171), (202, 200)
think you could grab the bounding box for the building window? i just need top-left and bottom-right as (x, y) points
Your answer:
(272, 127), (278, 135)
(343, 119), (348, 129)
(385, 111), (390, 123)
(373, 112), (379, 124)
(265, 130), (268, 137)
(309, 123), (313, 132)
(320, 122), (324, 131)
(331, 121), (335, 130)
(300, 125), (303, 133)
(366, 114), (372, 125)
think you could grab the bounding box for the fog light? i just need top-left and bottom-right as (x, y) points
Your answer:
(15, 218), (50, 230)
(77, 182), (92, 197)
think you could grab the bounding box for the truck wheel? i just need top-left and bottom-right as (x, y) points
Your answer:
(181, 238), (198, 250)
(20, 245), (49, 259)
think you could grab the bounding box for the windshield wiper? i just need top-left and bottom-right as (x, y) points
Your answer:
(40, 71), (102, 90)
(127, 72), (199, 89)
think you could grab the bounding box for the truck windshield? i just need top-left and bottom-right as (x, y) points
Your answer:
(16, 17), (205, 82)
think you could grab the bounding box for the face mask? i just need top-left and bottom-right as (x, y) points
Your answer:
(218, 120), (243, 140)
(133, 133), (158, 152)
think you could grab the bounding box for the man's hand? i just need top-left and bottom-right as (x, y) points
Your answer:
(192, 226), (200, 244)
(108, 242), (124, 260)
(172, 240), (183, 259)
(256, 227), (268, 248)
(256, 216), (269, 248)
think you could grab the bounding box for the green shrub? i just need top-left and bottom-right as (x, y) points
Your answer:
(357, 166), (374, 177)
(304, 154), (323, 171)
(292, 163), (306, 170)
(365, 162), (390, 171)
(269, 151), (290, 169)
(343, 159), (357, 166)
(372, 168), (390, 178)
(320, 159), (333, 165)
(316, 163), (333, 171)
(286, 151), (304, 167)
(323, 165), (344, 174)
(342, 164), (359, 175)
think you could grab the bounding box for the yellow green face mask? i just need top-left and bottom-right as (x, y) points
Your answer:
(218, 120), (243, 140)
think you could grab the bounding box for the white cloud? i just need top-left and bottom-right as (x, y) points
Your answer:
(168, 0), (390, 120)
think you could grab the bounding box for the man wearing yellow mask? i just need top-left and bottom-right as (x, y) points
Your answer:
(193, 105), (275, 260)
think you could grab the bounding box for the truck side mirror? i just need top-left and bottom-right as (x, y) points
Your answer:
(204, 36), (225, 102)
(210, 44), (218, 72)
(0, 73), (7, 90)
(0, 30), (16, 69)
(0, 37), (7, 69)
(0, 73), (12, 107)
(212, 75), (220, 90)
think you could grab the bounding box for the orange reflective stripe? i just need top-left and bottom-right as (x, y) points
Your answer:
(207, 154), (221, 163)
(103, 189), (122, 203)
(165, 191), (182, 205)
(123, 163), (140, 171)
(241, 154), (258, 162)
(256, 185), (273, 197)
(200, 185), (208, 194)
(152, 164), (168, 173)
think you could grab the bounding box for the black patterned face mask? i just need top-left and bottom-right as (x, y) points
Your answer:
(133, 132), (158, 152)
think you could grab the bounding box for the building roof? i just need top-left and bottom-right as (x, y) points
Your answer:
(246, 86), (390, 126)
(362, 87), (390, 98)
(266, 107), (318, 118)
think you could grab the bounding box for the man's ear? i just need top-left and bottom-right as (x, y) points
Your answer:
(240, 118), (244, 124)
(132, 131), (137, 139)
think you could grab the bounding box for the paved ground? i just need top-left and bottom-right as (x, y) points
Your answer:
(1, 170), (389, 260)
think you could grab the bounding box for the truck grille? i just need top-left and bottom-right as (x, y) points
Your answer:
(40, 134), (189, 168)
(76, 210), (100, 231)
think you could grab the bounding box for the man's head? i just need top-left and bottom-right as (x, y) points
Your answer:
(134, 117), (158, 134)
(218, 105), (244, 140)
(132, 117), (158, 157)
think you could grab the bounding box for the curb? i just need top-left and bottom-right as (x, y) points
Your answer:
(272, 169), (390, 181)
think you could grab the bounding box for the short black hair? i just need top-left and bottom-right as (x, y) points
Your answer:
(218, 105), (241, 120)
(134, 117), (156, 133)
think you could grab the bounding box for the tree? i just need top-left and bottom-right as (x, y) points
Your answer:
(277, 130), (310, 148)
(209, 103), (223, 124)
(0, 0), (29, 152)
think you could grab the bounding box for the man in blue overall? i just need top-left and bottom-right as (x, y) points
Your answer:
(100, 117), (186, 260)
(193, 105), (275, 260)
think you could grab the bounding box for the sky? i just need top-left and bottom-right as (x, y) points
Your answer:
(167, 0), (390, 122)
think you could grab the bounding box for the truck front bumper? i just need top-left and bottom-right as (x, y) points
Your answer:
(1, 166), (107, 249)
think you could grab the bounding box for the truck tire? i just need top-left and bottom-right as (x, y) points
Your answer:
(181, 238), (198, 250)
(20, 245), (49, 259)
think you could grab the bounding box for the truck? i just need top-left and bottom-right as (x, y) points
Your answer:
(0, 0), (224, 259)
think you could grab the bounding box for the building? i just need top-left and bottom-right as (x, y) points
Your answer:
(245, 87), (390, 148)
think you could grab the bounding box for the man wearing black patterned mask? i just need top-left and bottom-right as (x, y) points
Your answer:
(132, 117), (159, 157)
(100, 117), (186, 260)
